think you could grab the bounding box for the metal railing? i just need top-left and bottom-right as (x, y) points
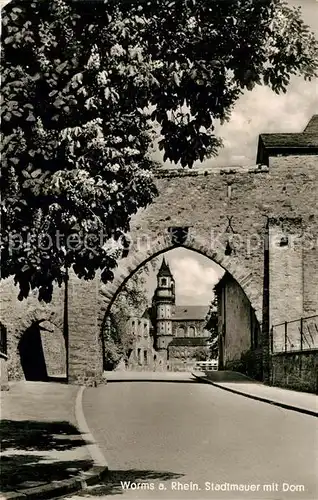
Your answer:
(271, 315), (318, 353)
(194, 360), (218, 371)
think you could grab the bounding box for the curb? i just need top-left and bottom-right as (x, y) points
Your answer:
(1, 387), (108, 500)
(75, 386), (108, 468)
(192, 373), (318, 418)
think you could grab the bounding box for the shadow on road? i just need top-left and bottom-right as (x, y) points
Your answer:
(202, 371), (260, 383)
(0, 419), (89, 451)
(0, 419), (93, 492)
(106, 379), (201, 384)
(80, 469), (185, 496)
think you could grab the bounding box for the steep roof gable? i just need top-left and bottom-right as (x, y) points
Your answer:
(157, 257), (173, 277)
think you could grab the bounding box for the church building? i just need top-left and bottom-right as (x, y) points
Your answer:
(127, 258), (211, 371)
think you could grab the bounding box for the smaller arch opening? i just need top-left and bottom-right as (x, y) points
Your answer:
(176, 326), (185, 337)
(188, 326), (196, 337)
(18, 321), (66, 382)
(18, 322), (48, 381)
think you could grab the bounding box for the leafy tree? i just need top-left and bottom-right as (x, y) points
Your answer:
(193, 346), (210, 362)
(1, 0), (317, 302)
(205, 287), (219, 359)
(102, 258), (158, 369)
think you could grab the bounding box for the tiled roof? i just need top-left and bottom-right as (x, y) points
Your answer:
(256, 115), (318, 165)
(259, 133), (318, 149)
(171, 305), (209, 321)
(169, 337), (210, 347)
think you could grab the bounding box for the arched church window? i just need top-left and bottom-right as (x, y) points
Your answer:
(188, 326), (196, 337)
(177, 326), (185, 337)
(161, 278), (167, 286)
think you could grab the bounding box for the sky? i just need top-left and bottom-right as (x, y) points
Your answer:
(149, 0), (318, 306)
(1, 0), (317, 306)
(152, 0), (318, 169)
(146, 249), (225, 306)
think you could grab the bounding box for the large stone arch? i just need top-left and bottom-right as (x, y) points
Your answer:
(50, 119), (318, 385)
(96, 165), (272, 346)
(94, 166), (272, 383)
(97, 231), (265, 380)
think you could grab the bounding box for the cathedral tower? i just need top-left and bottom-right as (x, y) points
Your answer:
(153, 258), (175, 355)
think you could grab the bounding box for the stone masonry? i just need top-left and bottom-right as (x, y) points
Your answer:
(1, 117), (317, 387)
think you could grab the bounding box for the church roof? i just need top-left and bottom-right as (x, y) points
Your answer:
(157, 257), (173, 277)
(169, 337), (209, 347)
(171, 305), (209, 321)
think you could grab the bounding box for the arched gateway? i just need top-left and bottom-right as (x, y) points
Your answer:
(65, 116), (318, 387)
(2, 117), (318, 390)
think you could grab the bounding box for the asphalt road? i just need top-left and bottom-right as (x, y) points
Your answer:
(65, 372), (317, 500)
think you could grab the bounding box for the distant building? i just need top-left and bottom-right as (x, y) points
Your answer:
(126, 258), (211, 371)
(125, 314), (161, 371)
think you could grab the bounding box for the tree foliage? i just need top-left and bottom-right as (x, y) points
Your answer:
(1, 0), (317, 301)
(192, 346), (210, 362)
(205, 287), (219, 359)
(102, 258), (157, 369)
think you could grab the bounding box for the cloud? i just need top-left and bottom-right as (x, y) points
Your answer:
(145, 249), (224, 306)
(168, 252), (224, 305)
(153, 0), (318, 169)
(154, 72), (318, 169)
(203, 76), (318, 168)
